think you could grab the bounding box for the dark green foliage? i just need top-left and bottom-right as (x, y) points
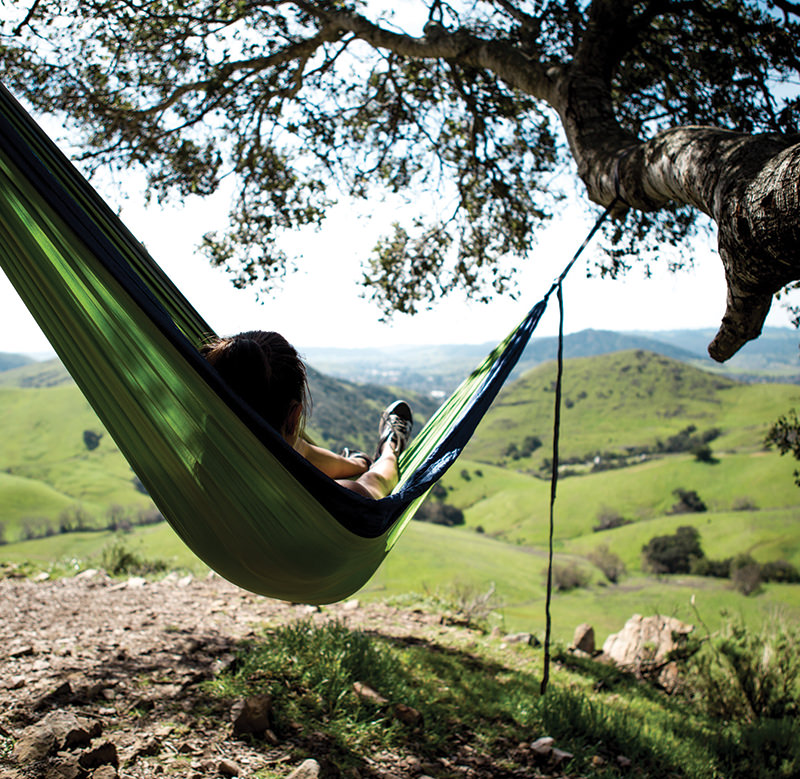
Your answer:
(669, 488), (708, 514)
(658, 425), (721, 455)
(82, 429), (103, 450)
(642, 525), (703, 574)
(760, 559), (800, 583)
(687, 620), (800, 722)
(3, 1), (797, 308)
(413, 501), (465, 527)
(692, 443), (717, 463)
(691, 556), (799, 589)
(766, 409), (800, 486)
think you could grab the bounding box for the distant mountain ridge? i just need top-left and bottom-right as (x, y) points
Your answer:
(302, 326), (800, 394)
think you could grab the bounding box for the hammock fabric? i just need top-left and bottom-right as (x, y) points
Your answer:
(0, 83), (556, 604)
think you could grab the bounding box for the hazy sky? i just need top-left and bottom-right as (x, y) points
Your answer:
(1, 156), (796, 358)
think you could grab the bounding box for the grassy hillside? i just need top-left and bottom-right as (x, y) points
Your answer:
(2, 348), (799, 648)
(465, 349), (800, 468)
(0, 356), (437, 542)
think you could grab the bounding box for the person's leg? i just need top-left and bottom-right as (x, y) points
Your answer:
(338, 401), (413, 500)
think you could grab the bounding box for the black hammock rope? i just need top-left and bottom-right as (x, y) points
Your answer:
(540, 195), (619, 695)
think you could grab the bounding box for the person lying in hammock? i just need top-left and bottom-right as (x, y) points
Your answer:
(201, 330), (413, 500)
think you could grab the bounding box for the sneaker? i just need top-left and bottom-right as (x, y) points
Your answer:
(375, 400), (413, 458)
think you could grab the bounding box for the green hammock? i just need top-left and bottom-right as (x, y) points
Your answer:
(0, 83), (560, 604)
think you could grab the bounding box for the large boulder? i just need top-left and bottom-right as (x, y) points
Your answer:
(602, 614), (694, 691)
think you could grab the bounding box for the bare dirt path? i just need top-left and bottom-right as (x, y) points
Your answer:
(0, 572), (568, 779)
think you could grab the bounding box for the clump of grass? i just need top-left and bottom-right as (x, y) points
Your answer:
(99, 539), (168, 576)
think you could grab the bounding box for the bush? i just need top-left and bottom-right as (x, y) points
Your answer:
(99, 540), (168, 576)
(732, 496), (758, 511)
(686, 619), (800, 722)
(587, 544), (626, 583)
(548, 561), (591, 591)
(668, 488), (707, 514)
(642, 525), (703, 574)
(82, 429), (103, 450)
(693, 443), (717, 463)
(732, 563), (762, 595)
(761, 560), (800, 584)
(593, 507), (633, 532)
(414, 501), (465, 526)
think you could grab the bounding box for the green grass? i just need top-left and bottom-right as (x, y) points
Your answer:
(466, 350), (800, 468)
(202, 617), (800, 779)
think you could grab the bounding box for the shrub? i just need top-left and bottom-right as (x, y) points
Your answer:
(82, 429), (103, 450)
(99, 540), (168, 576)
(593, 507), (633, 532)
(732, 496), (758, 511)
(760, 560), (800, 584)
(642, 525), (703, 574)
(690, 556), (731, 578)
(668, 488), (707, 514)
(732, 563), (762, 596)
(686, 619), (800, 722)
(693, 444), (717, 463)
(587, 544), (626, 583)
(548, 561), (591, 591)
(414, 501), (465, 526)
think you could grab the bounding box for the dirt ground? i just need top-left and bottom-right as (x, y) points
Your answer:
(0, 571), (578, 779)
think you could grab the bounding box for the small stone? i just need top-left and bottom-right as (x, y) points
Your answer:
(393, 703), (423, 726)
(8, 675), (25, 690)
(91, 766), (118, 779)
(286, 758), (320, 779)
(530, 736), (554, 757)
(504, 632), (534, 645)
(231, 694), (273, 738)
(617, 754), (632, 768)
(342, 599), (360, 610)
(353, 682), (388, 705)
(551, 747), (574, 765)
(571, 623), (595, 654)
(218, 758), (241, 776)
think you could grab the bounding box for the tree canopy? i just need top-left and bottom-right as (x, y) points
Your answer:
(2, 0), (799, 358)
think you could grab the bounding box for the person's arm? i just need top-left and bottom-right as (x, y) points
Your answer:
(294, 438), (370, 479)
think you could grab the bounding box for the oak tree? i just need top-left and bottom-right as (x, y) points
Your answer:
(2, 0), (799, 359)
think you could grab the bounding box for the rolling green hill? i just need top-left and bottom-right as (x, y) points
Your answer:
(2, 348), (799, 644)
(464, 349), (800, 468)
(0, 356), (438, 542)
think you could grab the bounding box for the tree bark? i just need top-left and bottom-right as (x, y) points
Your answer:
(551, 68), (800, 361)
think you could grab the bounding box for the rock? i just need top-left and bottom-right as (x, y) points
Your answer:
(571, 623), (595, 654)
(602, 614), (694, 690)
(393, 703), (423, 727)
(353, 682), (388, 705)
(342, 598), (360, 610)
(45, 754), (82, 778)
(78, 742), (119, 770)
(231, 693), (273, 737)
(12, 723), (56, 763)
(286, 758), (320, 779)
(551, 747), (574, 765)
(504, 632), (534, 645)
(218, 758), (241, 776)
(13, 710), (100, 763)
(91, 766), (118, 779)
(530, 736), (554, 758)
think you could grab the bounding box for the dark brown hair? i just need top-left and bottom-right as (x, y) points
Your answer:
(201, 330), (310, 437)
